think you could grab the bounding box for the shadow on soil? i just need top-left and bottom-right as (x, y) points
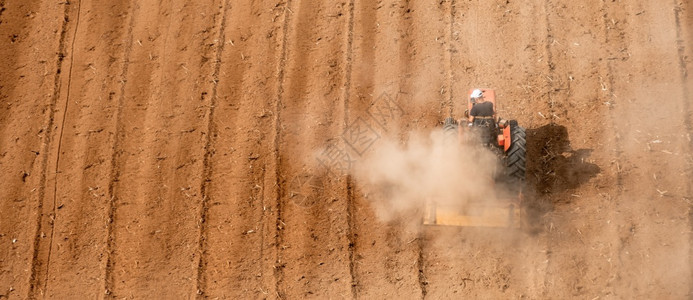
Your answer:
(523, 124), (601, 232)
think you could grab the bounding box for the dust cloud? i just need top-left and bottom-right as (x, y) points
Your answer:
(352, 127), (503, 223)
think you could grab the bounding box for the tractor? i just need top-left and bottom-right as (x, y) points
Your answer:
(423, 89), (527, 228)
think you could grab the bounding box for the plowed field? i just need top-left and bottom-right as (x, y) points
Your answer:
(1, 0), (692, 299)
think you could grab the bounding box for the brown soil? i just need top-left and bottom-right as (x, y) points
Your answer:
(1, 0), (692, 299)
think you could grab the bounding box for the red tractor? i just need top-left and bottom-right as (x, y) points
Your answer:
(424, 89), (527, 228)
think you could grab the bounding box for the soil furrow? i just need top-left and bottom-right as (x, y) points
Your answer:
(674, 0), (692, 140)
(342, 0), (355, 125)
(535, 1), (562, 294)
(342, 0), (357, 297)
(347, 0), (405, 297)
(194, 0), (228, 296)
(28, 1), (77, 297)
(542, 0), (557, 122)
(392, 1), (431, 298)
(0, 1), (5, 24)
(346, 176), (357, 298)
(416, 234), (427, 299)
(672, 0), (693, 296)
(105, 1), (138, 296)
(42, 0), (82, 294)
(0, 1), (62, 297)
(447, 0), (470, 116)
(445, 0), (455, 116)
(675, 1), (693, 295)
(600, 0), (625, 187)
(274, 1), (292, 297)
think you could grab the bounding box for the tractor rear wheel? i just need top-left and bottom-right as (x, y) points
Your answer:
(505, 123), (526, 183)
(443, 117), (458, 131)
(442, 117), (458, 144)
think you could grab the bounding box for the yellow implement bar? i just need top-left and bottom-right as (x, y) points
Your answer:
(423, 199), (521, 228)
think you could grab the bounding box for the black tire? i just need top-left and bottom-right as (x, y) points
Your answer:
(443, 117), (458, 131)
(505, 123), (526, 183)
(442, 117), (458, 144)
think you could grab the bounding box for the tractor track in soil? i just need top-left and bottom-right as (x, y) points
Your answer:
(41, 0), (82, 295)
(1, 1), (62, 296)
(392, 1), (429, 298)
(28, 1), (79, 297)
(444, 0), (456, 117)
(673, 0), (693, 296)
(599, 0), (626, 243)
(1, 0), (692, 298)
(341, 0), (358, 297)
(104, 1), (138, 295)
(195, 0), (229, 295)
(273, 1), (291, 298)
(0, 1), (6, 25)
(542, 0), (558, 124)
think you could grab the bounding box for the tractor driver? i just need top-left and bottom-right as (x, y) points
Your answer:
(466, 88), (496, 144)
(467, 88), (495, 126)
